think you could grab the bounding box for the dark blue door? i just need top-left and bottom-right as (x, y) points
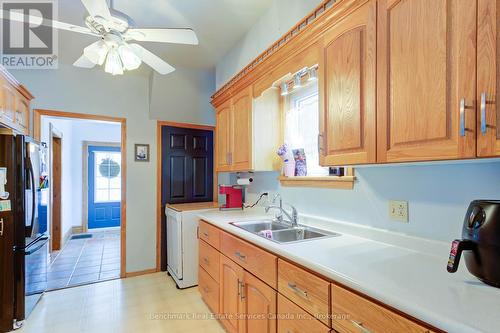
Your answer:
(88, 146), (121, 229)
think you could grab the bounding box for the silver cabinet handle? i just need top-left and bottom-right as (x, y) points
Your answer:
(459, 98), (466, 137)
(317, 133), (324, 155)
(228, 152), (233, 165)
(0, 218), (3, 236)
(239, 281), (246, 301)
(287, 282), (308, 299)
(351, 320), (372, 333)
(203, 232), (209, 238)
(481, 92), (487, 135)
(234, 251), (246, 261)
(203, 286), (210, 293)
(202, 257), (209, 265)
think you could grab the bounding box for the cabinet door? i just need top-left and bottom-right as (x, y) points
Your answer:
(1, 80), (16, 124)
(240, 272), (276, 333)
(219, 254), (244, 333)
(377, 0), (477, 163)
(230, 86), (253, 171)
(320, 0), (376, 165)
(15, 93), (29, 134)
(216, 100), (232, 172)
(477, 0), (500, 157)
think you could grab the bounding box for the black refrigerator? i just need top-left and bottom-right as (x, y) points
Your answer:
(0, 133), (49, 332)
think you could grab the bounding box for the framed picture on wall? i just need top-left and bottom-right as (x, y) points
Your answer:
(134, 144), (150, 162)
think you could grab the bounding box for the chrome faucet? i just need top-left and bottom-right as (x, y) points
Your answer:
(265, 194), (299, 227)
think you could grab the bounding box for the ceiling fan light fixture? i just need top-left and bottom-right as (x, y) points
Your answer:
(105, 47), (124, 75)
(118, 44), (141, 71)
(84, 40), (108, 65)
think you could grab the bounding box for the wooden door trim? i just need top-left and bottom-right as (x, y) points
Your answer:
(49, 124), (62, 252)
(81, 141), (121, 233)
(156, 120), (217, 272)
(33, 109), (127, 278)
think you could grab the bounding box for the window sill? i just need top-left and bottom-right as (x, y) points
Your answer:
(278, 176), (355, 189)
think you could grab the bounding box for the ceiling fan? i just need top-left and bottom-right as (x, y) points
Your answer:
(3, 0), (199, 75)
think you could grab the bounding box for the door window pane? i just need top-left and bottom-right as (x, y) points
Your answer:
(94, 151), (121, 203)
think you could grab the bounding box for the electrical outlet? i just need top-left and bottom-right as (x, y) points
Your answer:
(389, 200), (409, 223)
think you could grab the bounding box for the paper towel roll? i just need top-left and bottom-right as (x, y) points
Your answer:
(237, 178), (253, 185)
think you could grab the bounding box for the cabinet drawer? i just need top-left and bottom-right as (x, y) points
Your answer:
(199, 239), (220, 282)
(220, 231), (277, 287)
(278, 294), (330, 333)
(332, 284), (433, 333)
(278, 259), (330, 326)
(198, 266), (219, 313)
(198, 220), (220, 250)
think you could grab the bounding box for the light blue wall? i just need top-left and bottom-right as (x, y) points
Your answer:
(240, 161), (500, 242)
(216, 0), (324, 88)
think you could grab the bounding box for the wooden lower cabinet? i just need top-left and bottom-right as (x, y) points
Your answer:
(198, 221), (438, 333)
(199, 266), (219, 313)
(277, 294), (330, 333)
(331, 284), (433, 333)
(220, 254), (244, 333)
(241, 272), (276, 333)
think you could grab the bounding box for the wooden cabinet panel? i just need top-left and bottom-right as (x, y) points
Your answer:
(277, 259), (330, 326)
(199, 239), (220, 282)
(15, 93), (29, 134)
(230, 86), (253, 171)
(198, 220), (220, 250)
(332, 284), (432, 333)
(241, 272), (276, 333)
(1, 79), (16, 125)
(320, 0), (376, 165)
(216, 100), (232, 171)
(199, 266), (219, 313)
(219, 254), (245, 333)
(377, 0), (477, 162)
(477, 0), (500, 157)
(221, 231), (277, 288)
(278, 294), (330, 333)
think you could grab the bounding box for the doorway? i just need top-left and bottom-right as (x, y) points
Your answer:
(87, 145), (121, 230)
(50, 127), (62, 252)
(33, 109), (127, 289)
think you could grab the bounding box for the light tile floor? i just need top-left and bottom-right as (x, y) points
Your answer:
(47, 230), (121, 290)
(18, 273), (225, 333)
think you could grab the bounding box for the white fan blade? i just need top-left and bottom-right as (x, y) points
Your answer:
(73, 54), (96, 68)
(129, 44), (175, 75)
(125, 28), (199, 45)
(0, 9), (97, 36)
(81, 0), (111, 19)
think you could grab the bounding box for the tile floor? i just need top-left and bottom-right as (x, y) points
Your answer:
(47, 229), (121, 290)
(18, 273), (225, 333)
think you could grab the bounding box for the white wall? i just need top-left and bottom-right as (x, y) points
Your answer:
(216, 0), (323, 88)
(40, 118), (74, 242)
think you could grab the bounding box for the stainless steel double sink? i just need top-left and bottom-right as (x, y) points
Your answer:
(230, 220), (340, 244)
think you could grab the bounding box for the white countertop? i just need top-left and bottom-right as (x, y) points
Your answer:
(197, 209), (500, 333)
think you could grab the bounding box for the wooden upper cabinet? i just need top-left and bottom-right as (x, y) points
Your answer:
(15, 93), (29, 133)
(320, 0), (377, 165)
(477, 0), (500, 157)
(230, 86), (253, 171)
(1, 79), (16, 124)
(216, 99), (232, 172)
(377, 0), (477, 163)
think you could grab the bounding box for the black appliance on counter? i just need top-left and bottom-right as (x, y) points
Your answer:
(0, 133), (49, 332)
(447, 200), (500, 287)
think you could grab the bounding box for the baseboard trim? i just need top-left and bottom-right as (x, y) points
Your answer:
(71, 226), (83, 234)
(125, 268), (158, 278)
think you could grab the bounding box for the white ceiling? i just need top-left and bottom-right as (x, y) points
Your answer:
(55, 0), (272, 70)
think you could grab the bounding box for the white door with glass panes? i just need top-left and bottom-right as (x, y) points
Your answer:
(88, 146), (121, 229)
(285, 82), (328, 176)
